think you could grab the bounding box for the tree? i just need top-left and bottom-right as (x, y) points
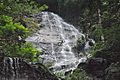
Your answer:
(0, 0), (48, 62)
(0, 15), (40, 62)
(0, 0), (48, 18)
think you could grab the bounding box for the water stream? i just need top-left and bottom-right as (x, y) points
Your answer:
(26, 12), (88, 73)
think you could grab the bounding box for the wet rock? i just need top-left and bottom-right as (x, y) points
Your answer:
(26, 12), (84, 72)
(65, 70), (72, 76)
(84, 39), (95, 52)
(0, 57), (58, 80)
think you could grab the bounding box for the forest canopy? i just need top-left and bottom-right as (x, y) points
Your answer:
(0, 0), (48, 61)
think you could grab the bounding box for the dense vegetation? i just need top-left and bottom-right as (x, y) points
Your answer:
(0, 0), (120, 80)
(55, 0), (120, 80)
(39, 0), (120, 80)
(0, 0), (48, 62)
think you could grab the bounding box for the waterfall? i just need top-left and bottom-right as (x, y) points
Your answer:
(26, 12), (87, 73)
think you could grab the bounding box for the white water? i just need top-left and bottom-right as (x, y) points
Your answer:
(26, 12), (87, 73)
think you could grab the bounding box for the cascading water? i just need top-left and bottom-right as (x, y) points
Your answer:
(26, 12), (87, 73)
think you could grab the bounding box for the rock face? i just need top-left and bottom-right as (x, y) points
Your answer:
(78, 58), (120, 80)
(78, 58), (109, 80)
(0, 57), (58, 80)
(26, 12), (86, 72)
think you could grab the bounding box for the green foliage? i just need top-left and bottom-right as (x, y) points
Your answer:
(90, 42), (105, 56)
(91, 25), (103, 41)
(0, 0), (47, 62)
(0, 0), (48, 18)
(103, 25), (120, 46)
(55, 69), (89, 80)
(22, 17), (40, 32)
(20, 42), (41, 62)
(89, 25), (120, 57)
(55, 71), (65, 79)
(0, 15), (40, 62)
(54, 0), (120, 79)
(65, 69), (89, 80)
(0, 15), (29, 39)
(0, 0), (48, 34)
